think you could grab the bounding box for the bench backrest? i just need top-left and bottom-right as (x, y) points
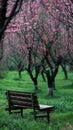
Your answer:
(6, 90), (39, 109)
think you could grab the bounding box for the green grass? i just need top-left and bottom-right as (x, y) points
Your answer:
(0, 69), (73, 130)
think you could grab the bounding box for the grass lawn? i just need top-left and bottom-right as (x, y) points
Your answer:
(0, 69), (73, 130)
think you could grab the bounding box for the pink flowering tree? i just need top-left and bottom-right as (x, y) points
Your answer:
(3, 0), (73, 95)
(18, 30), (41, 90)
(28, 0), (73, 95)
(0, 0), (24, 60)
(0, 0), (36, 60)
(4, 33), (28, 79)
(4, 1), (41, 90)
(14, 1), (63, 93)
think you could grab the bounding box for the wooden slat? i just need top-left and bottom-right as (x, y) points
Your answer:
(10, 96), (32, 102)
(9, 92), (32, 98)
(11, 100), (32, 106)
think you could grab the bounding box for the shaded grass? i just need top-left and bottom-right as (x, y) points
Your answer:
(0, 69), (73, 130)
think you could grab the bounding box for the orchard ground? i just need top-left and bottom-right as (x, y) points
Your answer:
(0, 68), (73, 130)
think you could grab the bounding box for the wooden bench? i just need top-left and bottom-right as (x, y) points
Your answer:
(5, 90), (55, 123)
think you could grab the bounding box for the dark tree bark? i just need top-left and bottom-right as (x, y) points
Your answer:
(27, 64), (40, 90)
(45, 56), (62, 96)
(26, 47), (40, 90)
(41, 69), (46, 82)
(17, 62), (24, 79)
(61, 64), (68, 79)
(45, 66), (59, 96)
(18, 71), (22, 79)
(0, 0), (23, 60)
(26, 65), (40, 90)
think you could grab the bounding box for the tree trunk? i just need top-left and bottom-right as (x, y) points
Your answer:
(18, 71), (22, 79)
(61, 65), (68, 79)
(45, 66), (59, 96)
(53, 79), (56, 90)
(32, 78), (38, 90)
(31, 77), (38, 90)
(47, 78), (54, 96)
(41, 70), (46, 82)
(48, 87), (53, 96)
(26, 69), (39, 91)
(47, 79), (56, 95)
(45, 73), (53, 96)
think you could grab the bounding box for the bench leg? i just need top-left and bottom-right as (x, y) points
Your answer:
(9, 109), (12, 114)
(21, 109), (23, 117)
(34, 113), (36, 120)
(47, 110), (50, 123)
(33, 109), (37, 120)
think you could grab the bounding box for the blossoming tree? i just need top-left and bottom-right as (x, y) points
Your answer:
(3, 0), (73, 95)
